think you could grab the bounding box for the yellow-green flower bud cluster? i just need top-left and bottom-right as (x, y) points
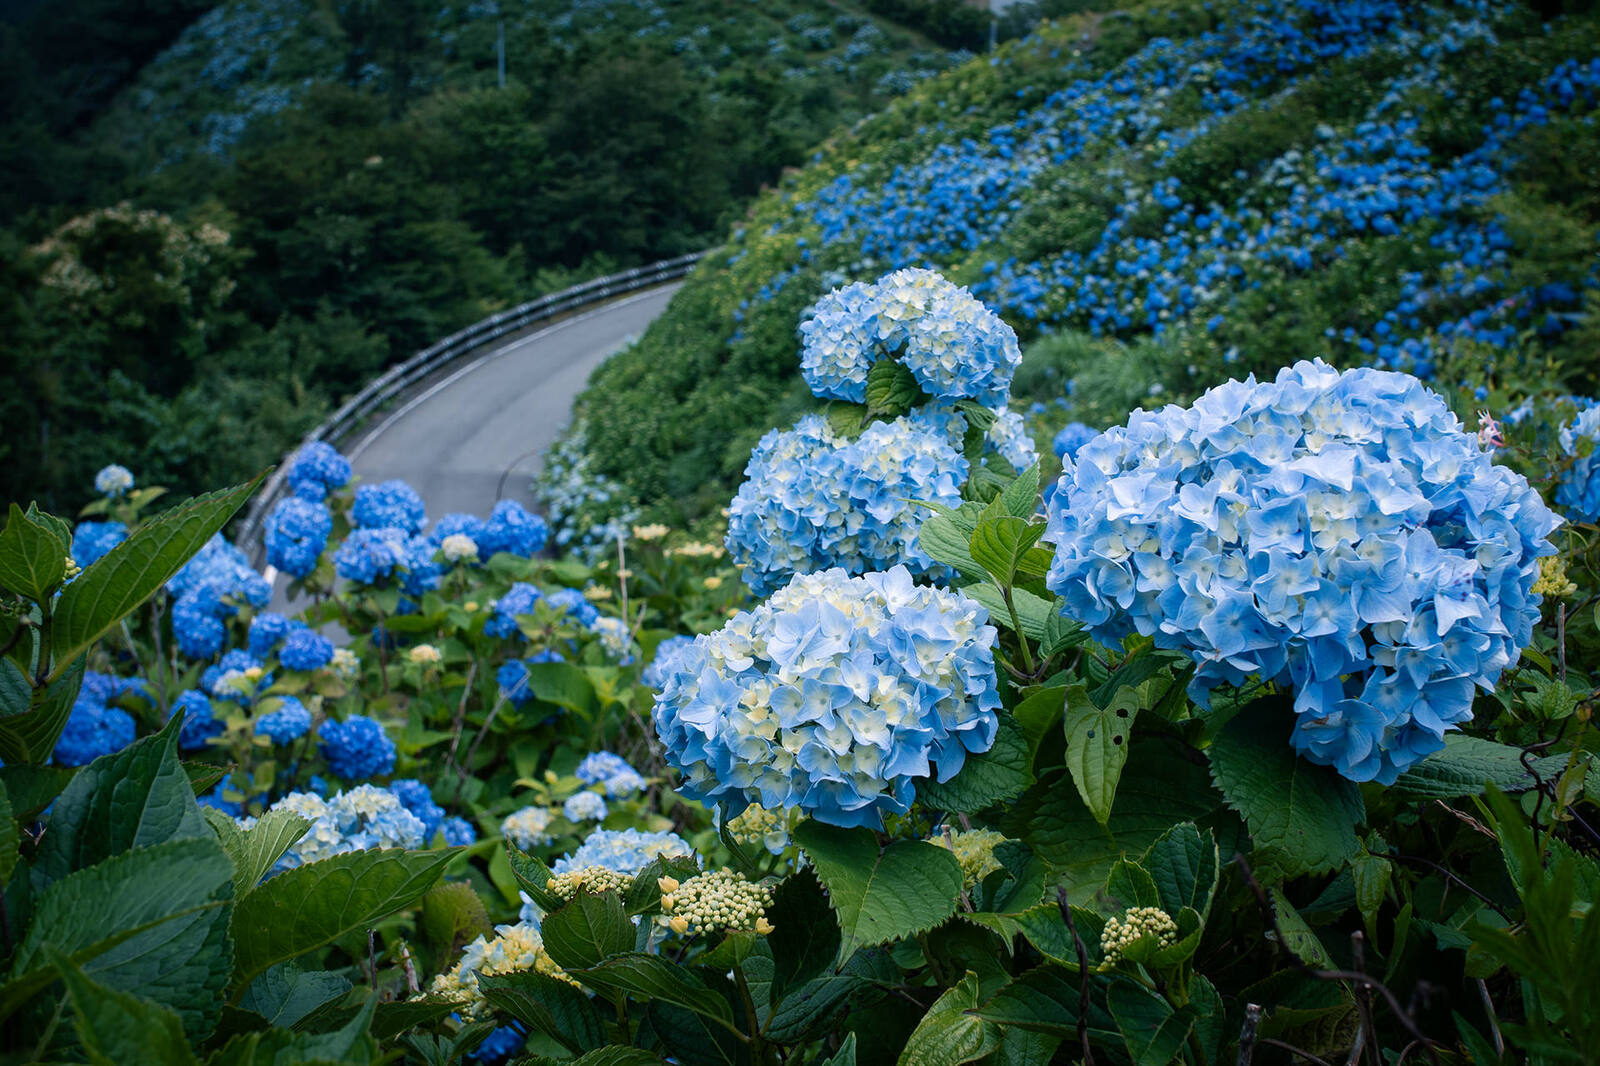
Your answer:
(63, 557), (81, 581)
(932, 827), (1007, 889)
(426, 922), (574, 1018)
(546, 865), (635, 902)
(1533, 555), (1579, 599)
(1099, 906), (1178, 966)
(658, 869), (774, 937)
(726, 804), (795, 856)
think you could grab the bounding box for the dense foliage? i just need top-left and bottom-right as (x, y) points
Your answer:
(0, 0), (966, 508)
(569, 0), (1600, 527)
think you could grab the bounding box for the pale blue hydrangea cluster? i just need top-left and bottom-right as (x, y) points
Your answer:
(168, 535), (271, 659)
(799, 268), (1022, 406)
(54, 672), (142, 765)
(319, 714), (397, 780)
(642, 635), (698, 690)
(563, 792), (608, 822)
(441, 816), (478, 846)
(94, 464), (134, 497)
(726, 414), (967, 595)
(71, 521), (127, 567)
(592, 616), (634, 662)
(1557, 407), (1600, 523)
(254, 695), (312, 744)
(1052, 422), (1099, 461)
(389, 778), (445, 840)
(575, 751), (648, 797)
(285, 442), (351, 501)
(548, 828), (693, 876)
(1043, 359), (1560, 785)
(654, 566), (1002, 827)
(252, 785), (426, 869)
(265, 497), (332, 579)
(502, 806), (555, 850)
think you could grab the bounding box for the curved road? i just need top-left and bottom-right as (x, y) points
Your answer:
(342, 283), (682, 516)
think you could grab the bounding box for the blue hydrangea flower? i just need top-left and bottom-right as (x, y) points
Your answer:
(353, 480), (426, 533)
(642, 635), (698, 690)
(431, 513), (489, 544)
(319, 715), (397, 780)
(168, 536), (270, 659)
(256, 785), (425, 869)
(479, 500), (549, 557)
(71, 521), (126, 567)
(486, 583), (542, 639)
(171, 594), (227, 659)
(726, 414), (967, 595)
(575, 751), (648, 797)
(1052, 422), (1099, 460)
(280, 627), (335, 671)
(389, 778), (444, 840)
(654, 566), (1002, 828)
(285, 442), (352, 500)
(799, 269), (1022, 406)
(1043, 359), (1560, 785)
(175, 689), (223, 752)
(496, 650), (565, 707)
(265, 497), (333, 579)
(441, 816), (478, 846)
(502, 806), (554, 850)
(471, 1025), (526, 1065)
(255, 696), (312, 744)
(549, 827), (693, 877)
(94, 464), (134, 497)
(248, 612), (293, 656)
(1557, 406), (1600, 522)
(203, 649), (267, 702)
(544, 588), (598, 627)
(54, 672), (138, 766)
(563, 791), (608, 822)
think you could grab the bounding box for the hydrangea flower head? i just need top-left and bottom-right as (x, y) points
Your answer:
(440, 533), (478, 563)
(285, 442), (351, 500)
(653, 566), (1002, 827)
(480, 500), (549, 557)
(1557, 406), (1600, 522)
(545, 587), (598, 627)
(642, 635), (698, 690)
(799, 269), (1021, 406)
(280, 626), (334, 671)
(319, 714), (396, 780)
(486, 583), (542, 639)
(1043, 360), (1560, 785)
(255, 696), (312, 744)
(441, 816), (477, 846)
(549, 827), (693, 876)
(502, 806), (555, 850)
(389, 778), (444, 839)
(575, 751), (648, 797)
(248, 612), (293, 656)
(592, 616), (633, 661)
(259, 786), (425, 869)
(264, 497), (332, 579)
(353, 480), (426, 533)
(54, 672), (138, 765)
(71, 521), (126, 568)
(726, 414), (967, 595)
(1052, 422), (1099, 461)
(94, 464), (134, 497)
(562, 792), (608, 822)
(175, 689), (223, 752)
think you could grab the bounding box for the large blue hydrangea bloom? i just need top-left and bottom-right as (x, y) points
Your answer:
(726, 414), (968, 595)
(334, 527), (439, 593)
(353, 480), (426, 533)
(485, 583), (542, 639)
(280, 626), (335, 671)
(389, 778), (444, 840)
(653, 566), (1001, 828)
(479, 500), (550, 557)
(71, 521), (127, 567)
(1043, 359), (1560, 784)
(319, 715), (397, 780)
(175, 689), (223, 752)
(54, 671), (140, 766)
(286, 442), (352, 501)
(799, 268), (1022, 406)
(255, 696), (312, 745)
(265, 497), (332, 579)
(641, 635), (698, 691)
(1557, 407), (1600, 522)
(168, 536), (271, 659)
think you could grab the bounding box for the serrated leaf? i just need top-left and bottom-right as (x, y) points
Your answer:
(919, 714), (1032, 814)
(49, 476), (264, 683)
(51, 947), (202, 1066)
(864, 361), (922, 417)
(419, 881), (493, 953)
(33, 712), (207, 887)
(569, 953), (733, 1023)
(204, 807), (311, 898)
(506, 843), (565, 914)
(1141, 823), (1219, 921)
(964, 584), (1052, 641)
(765, 949), (895, 1044)
(794, 821), (962, 960)
(540, 891), (635, 971)
(0, 762), (75, 821)
(0, 654), (84, 765)
(821, 1033), (857, 1066)
(229, 847), (456, 994)
(649, 1001), (740, 1066)
(8, 836), (234, 1032)
(919, 512), (984, 580)
(1107, 980), (1193, 1066)
(1101, 860), (1160, 912)
(1064, 686), (1134, 826)
(973, 965), (1122, 1045)
(238, 964), (351, 1028)
(206, 998), (378, 1066)
(896, 973), (996, 1066)
(1042, 609), (1086, 659)
(767, 867), (839, 1002)
(478, 971), (607, 1054)
(1392, 735), (1571, 798)
(1208, 702), (1364, 878)
(970, 517), (1046, 588)
(980, 463), (1042, 522)
(0, 503), (67, 603)
(564, 1049), (666, 1066)
(624, 853), (701, 915)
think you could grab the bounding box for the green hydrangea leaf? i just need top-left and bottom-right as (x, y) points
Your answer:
(477, 971), (607, 1055)
(895, 972), (997, 1066)
(540, 891), (635, 971)
(51, 947), (201, 1066)
(864, 361), (923, 418)
(1391, 734), (1574, 798)
(568, 952), (733, 1023)
(203, 806), (311, 899)
(919, 713), (1032, 814)
(0, 503), (68, 604)
(1064, 685), (1135, 827)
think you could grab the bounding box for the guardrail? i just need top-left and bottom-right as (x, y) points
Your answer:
(234, 251), (705, 564)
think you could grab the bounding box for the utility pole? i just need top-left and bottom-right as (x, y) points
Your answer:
(497, 19), (506, 88)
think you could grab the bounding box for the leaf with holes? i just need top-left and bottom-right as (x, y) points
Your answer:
(1064, 686), (1136, 826)
(795, 821), (963, 961)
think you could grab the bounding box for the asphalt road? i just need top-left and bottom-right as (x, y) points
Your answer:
(342, 283), (682, 518)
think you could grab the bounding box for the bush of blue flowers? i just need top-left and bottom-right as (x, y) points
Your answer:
(6, 3), (1600, 1063)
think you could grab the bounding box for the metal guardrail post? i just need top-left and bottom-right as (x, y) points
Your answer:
(235, 250), (707, 563)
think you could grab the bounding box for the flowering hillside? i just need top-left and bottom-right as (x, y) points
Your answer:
(572, 0), (1600, 523)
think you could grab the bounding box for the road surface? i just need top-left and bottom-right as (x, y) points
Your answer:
(341, 283), (681, 517)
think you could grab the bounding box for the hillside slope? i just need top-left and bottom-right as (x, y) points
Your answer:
(570, 0), (1600, 525)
